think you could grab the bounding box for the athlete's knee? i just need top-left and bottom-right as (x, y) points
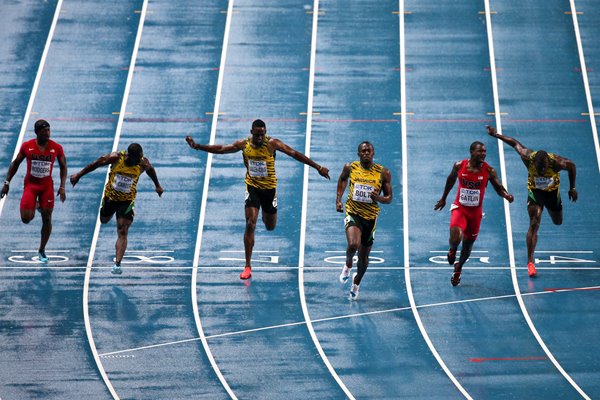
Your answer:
(449, 227), (462, 244)
(529, 218), (541, 231)
(116, 223), (130, 236)
(245, 219), (257, 232)
(550, 212), (563, 225)
(264, 220), (276, 231)
(20, 210), (34, 224)
(347, 242), (359, 254)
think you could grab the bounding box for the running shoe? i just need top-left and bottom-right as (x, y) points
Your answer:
(527, 262), (537, 277)
(450, 263), (461, 287)
(240, 266), (252, 280)
(111, 264), (122, 275)
(349, 273), (360, 300)
(447, 248), (456, 265)
(38, 252), (49, 263)
(339, 265), (351, 283)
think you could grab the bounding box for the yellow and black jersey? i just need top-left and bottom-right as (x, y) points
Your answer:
(527, 151), (560, 192)
(346, 161), (383, 220)
(243, 135), (277, 190)
(104, 151), (143, 201)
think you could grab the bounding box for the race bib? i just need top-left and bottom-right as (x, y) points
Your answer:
(30, 160), (51, 178)
(352, 183), (375, 203)
(534, 177), (554, 190)
(248, 159), (268, 177)
(459, 188), (480, 206)
(113, 174), (134, 193)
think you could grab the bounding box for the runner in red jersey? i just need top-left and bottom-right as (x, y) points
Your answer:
(434, 139), (513, 286)
(1, 120), (67, 263)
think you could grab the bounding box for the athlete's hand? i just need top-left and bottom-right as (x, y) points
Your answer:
(156, 185), (164, 197)
(58, 187), (66, 202)
(1, 183), (9, 198)
(370, 191), (380, 204)
(486, 125), (498, 138)
(70, 174), (80, 187)
(336, 200), (343, 213)
(568, 188), (578, 202)
(185, 136), (196, 149)
(505, 194), (514, 203)
(317, 166), (330, 180)
(434, 198), (446, 210)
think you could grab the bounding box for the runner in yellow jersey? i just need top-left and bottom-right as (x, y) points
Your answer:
(336, 141), (392, 300)
(487, 126), (577, 277)
(185, 119), (329, 279)
(70, 143), (164, 275)
(186, 119), (330, 280)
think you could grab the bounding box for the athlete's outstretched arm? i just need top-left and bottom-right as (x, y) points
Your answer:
(70, 152), (119, 187)
(488, 166), (514, 203)
(371, 168), (392, 205)
(269, 138), (330, 180)
(336, 163), (351, 212)
(434, 161), (461, 210)
(1, 152), (26, 198)
(185, 136), (244, 154)
(486, 125), (532, 162)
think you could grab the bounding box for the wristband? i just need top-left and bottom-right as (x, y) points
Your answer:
(3, 180), (9, 186)
(569, 187), (576, 191)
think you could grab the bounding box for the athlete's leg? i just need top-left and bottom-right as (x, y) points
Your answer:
(457, 239), (474, 268)
(547, 208), (563, 226)
(39, 208), (53, 253)
(100, 198), (115, 224)
(115, 216), (132, 265)
(19, 186), (37, 223)
(262, 211), (277, 231)
(449, 226), (463, 251)
(244, 206), (259, 268)
(526, 203), (543, 264)
(354, 244), (372, 286)
(345, 225), (361, 269)
(449, 208), (466, 252)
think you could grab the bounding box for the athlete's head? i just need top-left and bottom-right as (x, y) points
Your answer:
(34, 119), (51, 144)
(533, 150), (550, 175)
(469, 141), (486, 164)
(126, 143), (144, 166)
(250, 119), (267, 146)
(357, 141), (374, 165)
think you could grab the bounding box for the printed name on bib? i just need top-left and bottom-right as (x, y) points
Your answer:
(352, 183), (375, 203)
(31, 160), (51, 178)
(534, 177), (554, 190)
(248, 159), (268, 177)
(459, 188), (480, 206)
(113, 174), (134, 193)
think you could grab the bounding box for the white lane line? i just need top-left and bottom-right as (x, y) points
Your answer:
(0, 0), (64, 219)
(400, 0), (473, 398)
(82, 1), (149, 399)
(98, 284), (600, 358)
(569, 0), (600, 173)
(299, 1), (354, 398)
(484, 2), (591, 398)
(190, 0), (236, 399)
(5, 265), (600, 270)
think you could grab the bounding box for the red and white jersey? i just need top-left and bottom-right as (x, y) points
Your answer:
(20, 138), (64, 185)
(453, 159), (489, 210)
